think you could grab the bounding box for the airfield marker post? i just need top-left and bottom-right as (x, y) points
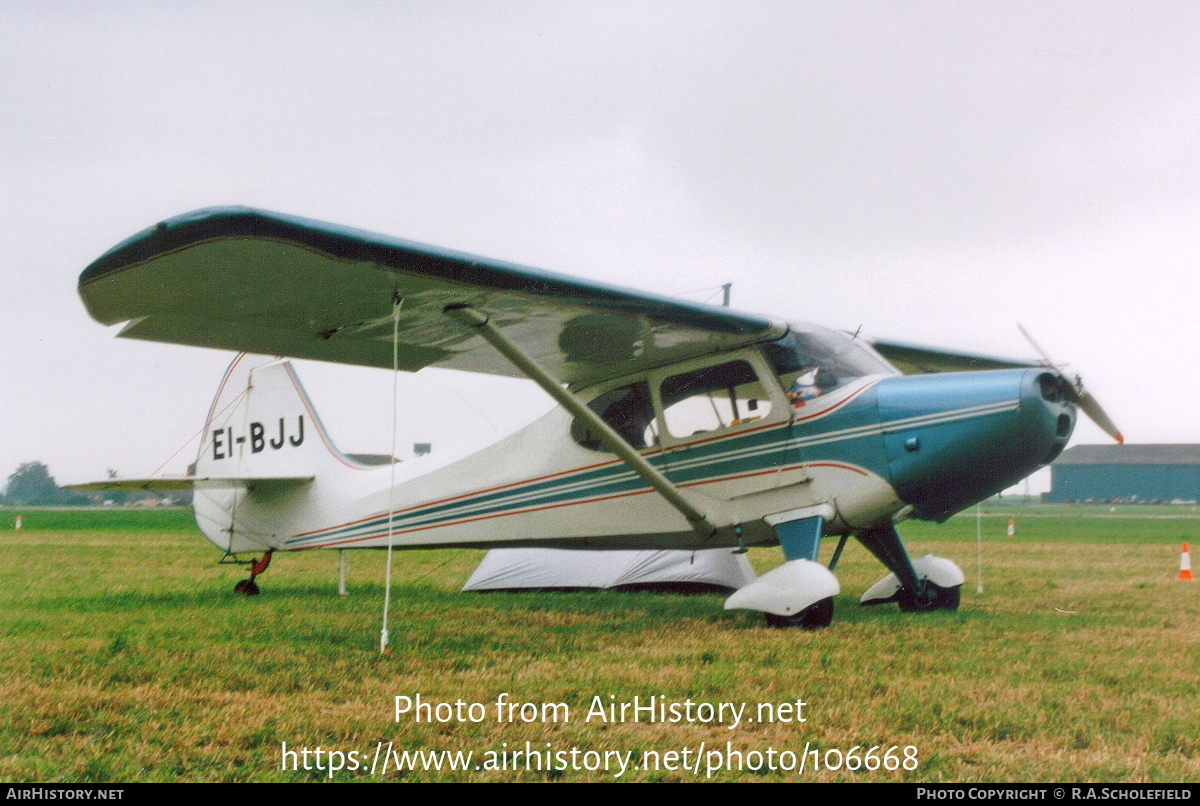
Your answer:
(976, 503), (983, 594)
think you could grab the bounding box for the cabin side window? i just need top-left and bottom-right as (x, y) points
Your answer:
(570, 381), (657, 452)
(659, 359), (773, 439)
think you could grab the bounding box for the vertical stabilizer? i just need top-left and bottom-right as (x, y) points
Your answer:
(191, 354), (371, 553)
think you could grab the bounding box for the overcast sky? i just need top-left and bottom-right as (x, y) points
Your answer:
(3, 1), (1198, 493)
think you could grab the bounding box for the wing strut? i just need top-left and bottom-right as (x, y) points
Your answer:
(443, 305), (724, 538)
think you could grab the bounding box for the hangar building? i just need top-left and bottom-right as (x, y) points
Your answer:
(1049, 444), (1200, 504)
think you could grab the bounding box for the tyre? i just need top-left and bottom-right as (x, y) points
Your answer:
(234, 579), (260, 595)
(764, 597), (834, 629)
(897, 581), (959, 612)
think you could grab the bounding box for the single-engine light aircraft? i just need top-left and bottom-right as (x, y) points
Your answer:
(71, 207), (1122, 628)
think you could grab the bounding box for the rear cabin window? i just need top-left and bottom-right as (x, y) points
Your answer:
(660, 360), (773, 439)
(571, 381), (657, 452)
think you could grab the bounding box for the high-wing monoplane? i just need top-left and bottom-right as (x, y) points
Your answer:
(70, 207), (1121, 629)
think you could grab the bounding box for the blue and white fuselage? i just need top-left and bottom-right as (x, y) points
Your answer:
(194, 332), (1075, 558)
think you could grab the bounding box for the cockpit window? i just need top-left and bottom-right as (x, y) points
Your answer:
(571, 381), (656, 452)
(660, 360), (773, 439)
(763, 326), (894, 402)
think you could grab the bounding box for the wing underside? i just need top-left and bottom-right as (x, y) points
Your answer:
(868, 338), (1040, 375)
(79, 207), (784, 389)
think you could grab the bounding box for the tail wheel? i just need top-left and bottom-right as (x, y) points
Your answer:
(764, 597), (834, 629)
(233, 578), (260, 595)
(897, 581), (960, 612)
(233, 550), (271, 596)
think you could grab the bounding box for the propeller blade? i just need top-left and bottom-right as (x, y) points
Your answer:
(1017, 324), (1060, 371)
(1076, 389), (1124, 445)
(1017, 324), (1123, 444)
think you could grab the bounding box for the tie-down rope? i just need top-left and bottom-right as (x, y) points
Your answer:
(381, 295), (402, 654)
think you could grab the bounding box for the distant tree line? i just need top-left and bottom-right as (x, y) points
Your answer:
(4, 462), (89, 506)
(2, 462), (191, 507)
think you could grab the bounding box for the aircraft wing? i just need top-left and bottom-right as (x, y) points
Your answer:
(867, 338), (1041, 375)
(79, 207), (784, 389)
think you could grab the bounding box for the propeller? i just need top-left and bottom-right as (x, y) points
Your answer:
(1018, 325), (1124, 444)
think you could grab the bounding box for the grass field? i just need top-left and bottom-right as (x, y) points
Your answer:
(1, 506), (1198, 782)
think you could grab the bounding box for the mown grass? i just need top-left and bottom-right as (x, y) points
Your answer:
(1, 507), (1197, 782)
(0, 507), (195, 533)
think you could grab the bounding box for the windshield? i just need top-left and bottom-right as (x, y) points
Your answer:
(763, 325), (896, 397)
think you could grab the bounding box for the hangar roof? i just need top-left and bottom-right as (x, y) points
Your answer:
(1054, 444), (1200, 466)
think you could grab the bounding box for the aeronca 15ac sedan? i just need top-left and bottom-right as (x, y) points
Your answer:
(71, 207), (1122, 629)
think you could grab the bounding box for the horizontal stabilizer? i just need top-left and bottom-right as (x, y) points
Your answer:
(65, 475), (314, 492)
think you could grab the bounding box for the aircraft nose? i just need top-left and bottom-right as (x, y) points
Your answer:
(877, 369), (1075, 521)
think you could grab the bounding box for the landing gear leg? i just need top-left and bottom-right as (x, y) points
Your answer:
(234, 550), (272, 595)
(857, 526), (962, 611)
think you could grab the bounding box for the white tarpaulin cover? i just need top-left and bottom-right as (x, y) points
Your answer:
(462, 548), (756, 593)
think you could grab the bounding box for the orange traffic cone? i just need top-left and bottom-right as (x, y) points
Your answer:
(1006, 519), (1015, 538)
(1179, 543), (1193, 581)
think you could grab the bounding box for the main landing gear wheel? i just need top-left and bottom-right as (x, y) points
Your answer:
(857, 528), (966, 614)
(897, 582), (960, 613)
(764, 596), (835, 629)
(724, 559), (841, 629)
